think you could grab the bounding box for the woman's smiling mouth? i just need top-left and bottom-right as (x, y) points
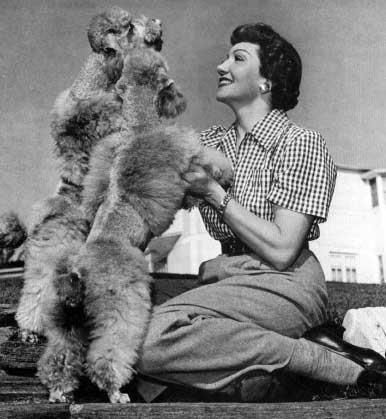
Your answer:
(218, 77), (233, 86)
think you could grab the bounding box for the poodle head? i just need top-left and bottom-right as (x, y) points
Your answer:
(131, 15), (163, 51)
(88, 9), (163, 56)
(87, 6), (134, 55)
(0, 211), (27, 249)
(116, 47), (187, 119)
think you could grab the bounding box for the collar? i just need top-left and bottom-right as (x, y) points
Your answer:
(218, 109), (289, 162)
(249, 109), (288, 150)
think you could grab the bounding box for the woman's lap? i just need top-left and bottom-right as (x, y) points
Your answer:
(137, 249), (328, 389)
(153, 249), (328, 336)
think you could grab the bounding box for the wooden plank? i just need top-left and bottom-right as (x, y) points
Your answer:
(0, 327), (14, 344)
(0, 339), (43, 373)
(0, 266), (24, 279)
(0, 305), (17, 327)
(0, 400), (385, 419)
(68, 399), (386, 419)
(0, 374), (46, 402)
(0, 380), (47, 402)
(0, 403), (69, 419)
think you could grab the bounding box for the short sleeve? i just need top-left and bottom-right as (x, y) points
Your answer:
(267, 130), (337, 222)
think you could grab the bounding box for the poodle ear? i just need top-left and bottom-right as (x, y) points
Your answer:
(155, 82), (187, 118)
(104, 52), (124, 84)
(144, 18), (163, 51)
(88, 15), (108, 53)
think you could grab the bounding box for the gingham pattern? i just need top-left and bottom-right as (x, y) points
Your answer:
(199, 109), (337, 241)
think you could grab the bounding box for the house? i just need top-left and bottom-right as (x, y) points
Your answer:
(147, 166), (386, 283)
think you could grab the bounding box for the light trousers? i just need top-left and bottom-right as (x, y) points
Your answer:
(137, 249), (328, 391)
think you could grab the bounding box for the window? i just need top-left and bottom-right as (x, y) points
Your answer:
(382, 176), (386, 205)
(379, 255), (384, 284)
(153, 256), (168, 273)
(330, 252), (357, 282)
(370, 178), (378, 207)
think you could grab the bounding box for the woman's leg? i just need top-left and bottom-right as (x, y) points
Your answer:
(138, 250), (328, 390)
(138, 304), (300, 389)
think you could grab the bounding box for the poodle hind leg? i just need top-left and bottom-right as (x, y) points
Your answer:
(16, 197), (88, 341)
(37, 327), (87, 403)
(16, 262), (57, 342)
(83, 245), (152, 403)
(86, 282), (152, 403)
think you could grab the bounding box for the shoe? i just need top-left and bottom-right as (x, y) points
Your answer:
(303, 324), (386, 374)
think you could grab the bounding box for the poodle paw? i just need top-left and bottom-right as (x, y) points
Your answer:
(49, 389), (74, 403)
(211, 166), (223, 182)
(19, 329), (41, 344)
(108, 390), (131, 404)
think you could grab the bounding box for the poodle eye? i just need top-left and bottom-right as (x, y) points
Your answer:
(127, 23), (134, 34)
(106, 28), (120, 35)
(69, 272), (80, 284)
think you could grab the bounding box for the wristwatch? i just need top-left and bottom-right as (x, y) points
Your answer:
(217, 192), (233, 220)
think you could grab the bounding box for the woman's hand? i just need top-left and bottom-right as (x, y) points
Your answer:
(183, 163), (226, 206)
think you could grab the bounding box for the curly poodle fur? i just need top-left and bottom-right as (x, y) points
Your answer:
(36, 45), (189, 404)
(16, 8), (164, 345)
(19, 11), (232, 403)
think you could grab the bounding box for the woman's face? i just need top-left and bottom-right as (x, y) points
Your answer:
(216, 42), (265, 106)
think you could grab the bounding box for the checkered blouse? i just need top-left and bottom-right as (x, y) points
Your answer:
(198, 109), (337, 241)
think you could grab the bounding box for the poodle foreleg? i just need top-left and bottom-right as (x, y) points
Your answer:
(198, 147), (233, 187)
(37, 327), (87, 403)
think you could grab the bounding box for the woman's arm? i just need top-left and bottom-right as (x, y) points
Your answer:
(184, 164), (313, 271)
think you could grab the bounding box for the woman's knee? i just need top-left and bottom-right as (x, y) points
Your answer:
(137, 323), (164, 374)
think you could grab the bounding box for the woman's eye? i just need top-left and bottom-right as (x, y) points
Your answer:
(235, 55), (244, 61)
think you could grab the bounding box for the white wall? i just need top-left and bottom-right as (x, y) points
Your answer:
(163, 208), (221, 274)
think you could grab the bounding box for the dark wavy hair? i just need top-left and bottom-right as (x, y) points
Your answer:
(230, 23), (302, 111)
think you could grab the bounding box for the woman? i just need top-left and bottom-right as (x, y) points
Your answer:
(137, 23), (386, 401)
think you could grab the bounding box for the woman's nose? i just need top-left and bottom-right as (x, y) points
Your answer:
(217, 64), (227, 76)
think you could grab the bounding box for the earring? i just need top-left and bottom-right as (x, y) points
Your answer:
(259, 82), (270, 94)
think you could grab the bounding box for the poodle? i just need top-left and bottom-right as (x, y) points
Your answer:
(15, 8), (164, 344)
(0, 211), (27, 265)
(30, 40), (185, 402)
(45, 47), (233, 403)
(35, 44), (232, 403)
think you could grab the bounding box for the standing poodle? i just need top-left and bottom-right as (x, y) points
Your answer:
(33, 36), (188, 404)
(15, 8), (164, 344)
(52, 47), (233, 403)
(36, 44), (232, 403)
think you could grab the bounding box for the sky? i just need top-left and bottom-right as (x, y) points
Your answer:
(1, 0), (386, 220)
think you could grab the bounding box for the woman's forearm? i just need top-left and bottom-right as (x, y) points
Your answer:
(222, 199), (293, 269)
(205, 183), (311, 270)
